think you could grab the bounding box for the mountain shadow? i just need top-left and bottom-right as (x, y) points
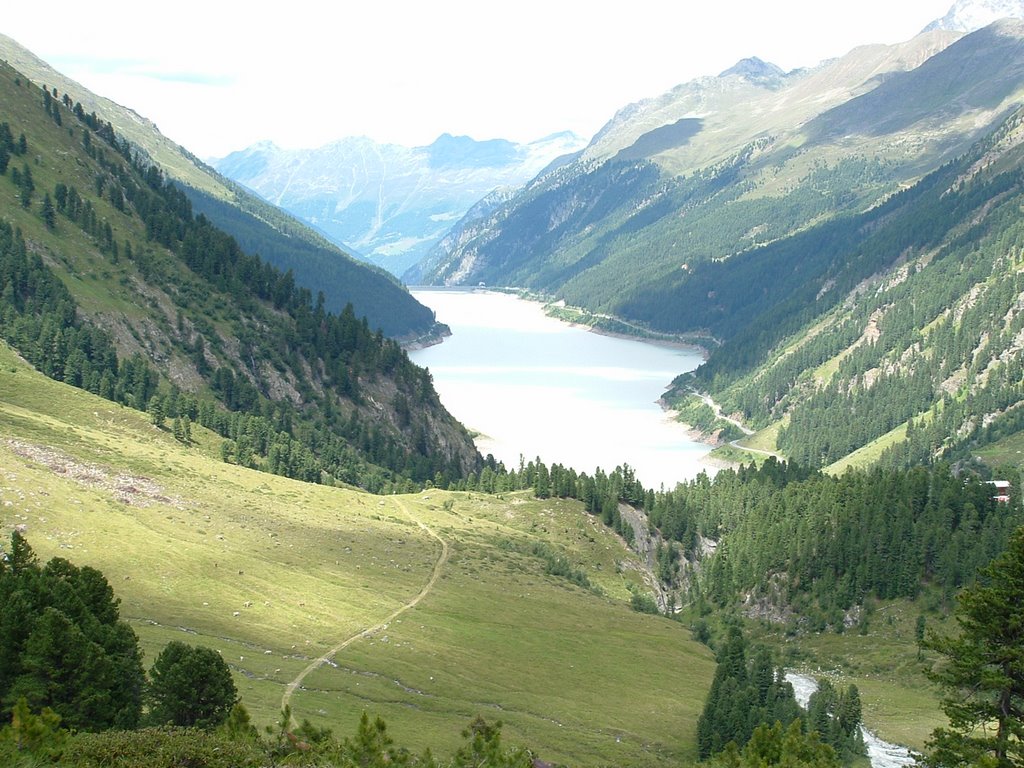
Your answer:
(615, 118), (704, 162)
(803, 21), (1024, 143)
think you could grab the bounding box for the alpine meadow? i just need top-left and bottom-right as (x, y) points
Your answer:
(5, 3), (1024, 767)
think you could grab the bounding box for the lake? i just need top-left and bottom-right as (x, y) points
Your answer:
(408, 289), (716, 489)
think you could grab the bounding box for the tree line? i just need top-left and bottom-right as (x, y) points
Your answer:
(647, 459), (1023, 624)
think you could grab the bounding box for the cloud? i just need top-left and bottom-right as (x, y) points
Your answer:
(48, 55), (234, 87)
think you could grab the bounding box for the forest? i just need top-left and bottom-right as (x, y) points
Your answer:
(5, 39), (1024, 768)
(0, 73), (479, 493)
(663, 109), (1024, 472)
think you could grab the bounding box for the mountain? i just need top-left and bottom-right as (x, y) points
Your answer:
(412, 15), (1024, 470)
(924, 0), (1024, 31)
(0, 33), (440, 342)
(212, 132), (585, 277)
(673, 93), (1024, 471)
(402, 186), (520, 285)
(0, 55), (480, 490)
(413, 24), (989, 296)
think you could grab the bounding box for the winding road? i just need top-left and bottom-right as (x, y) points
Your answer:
(280, 498), (449, 723)
(697, 392), (784, 460)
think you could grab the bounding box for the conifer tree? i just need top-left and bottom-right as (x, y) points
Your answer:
(926, 526), (1024, 768)
(147, 641), (237, 729)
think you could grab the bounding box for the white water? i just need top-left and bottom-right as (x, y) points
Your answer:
(785, 672), (919, 768)
(409, 289), (716, 488)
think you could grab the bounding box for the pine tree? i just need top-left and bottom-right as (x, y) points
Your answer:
(149, 397), (165, 429)
(926, 526), (1024, 767)
(147, 641), (237, 729)
(41, 194), (55, 230)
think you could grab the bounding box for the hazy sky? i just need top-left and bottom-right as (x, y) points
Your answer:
(4, 1), (955, 159)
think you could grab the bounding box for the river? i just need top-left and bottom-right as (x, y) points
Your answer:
(408, 289), (716, 488)
(785, 673), (918, 768)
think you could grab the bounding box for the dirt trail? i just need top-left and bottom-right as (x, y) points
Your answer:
(280, 498), (448, 723)
(728, 438), (783, 459)
(698, 393), (754, 436)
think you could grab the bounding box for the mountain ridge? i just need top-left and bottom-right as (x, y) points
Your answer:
(213, 131), (585, 276)
(0, 56), (480, 491)
(415, 20), (1022, 297)
(0, 33), (441, 341)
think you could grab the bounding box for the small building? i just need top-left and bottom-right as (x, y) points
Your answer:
(986, 479), (1011, 503)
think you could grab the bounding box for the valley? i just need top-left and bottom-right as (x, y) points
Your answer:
(3, 3), (1024, 766)
(0, 341), (716, 766)
(213, 133), (585, 277)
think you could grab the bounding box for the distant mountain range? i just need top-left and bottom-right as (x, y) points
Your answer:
(212, 132), (585, 276)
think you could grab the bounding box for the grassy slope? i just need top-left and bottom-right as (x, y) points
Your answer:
(974, 430), (1024, 467)
(0, 341), (714, 767)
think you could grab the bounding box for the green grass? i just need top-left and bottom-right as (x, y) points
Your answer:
(743, 421), (784, 454)
(708, 443), (765, 465)
(973, 429), (1024, 470)
(708, 421), (784, 465)
(825, 409), (935, 475)
(0, 342), (714, 766)
(825, 424), (907, 475)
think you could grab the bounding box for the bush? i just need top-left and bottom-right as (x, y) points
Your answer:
(63, 727), (264, 768)
(630, 592), (660, 614)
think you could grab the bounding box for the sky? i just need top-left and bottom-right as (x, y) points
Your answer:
(3, 0), (956, 159)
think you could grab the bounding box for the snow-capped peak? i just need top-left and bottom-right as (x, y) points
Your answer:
(923, 0), (1024, 32)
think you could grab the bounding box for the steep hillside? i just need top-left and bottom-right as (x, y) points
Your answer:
(0, 59), (479, 489)
(416, 21), (1024, 325)
(0, 340), (716, 766)
(408, 18), (1024, 471)
(0, 33), (439, 341)
(213, 132), (584, 277)
(672, 100), (1024, 471)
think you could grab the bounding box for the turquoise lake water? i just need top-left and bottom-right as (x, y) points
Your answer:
(409, 289), (716, 488)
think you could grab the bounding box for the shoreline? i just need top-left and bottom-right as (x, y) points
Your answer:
(409, 286), (734, 482)
(409, 285), (715, 358)
(660, 401), (743, 474)
(544, 302), (714, 359)
(569, 319), (712, 359)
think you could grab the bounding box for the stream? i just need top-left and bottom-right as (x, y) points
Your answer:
(785, 673), (918, 768)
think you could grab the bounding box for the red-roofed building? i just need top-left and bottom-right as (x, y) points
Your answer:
(986, 480), (1011, 503)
